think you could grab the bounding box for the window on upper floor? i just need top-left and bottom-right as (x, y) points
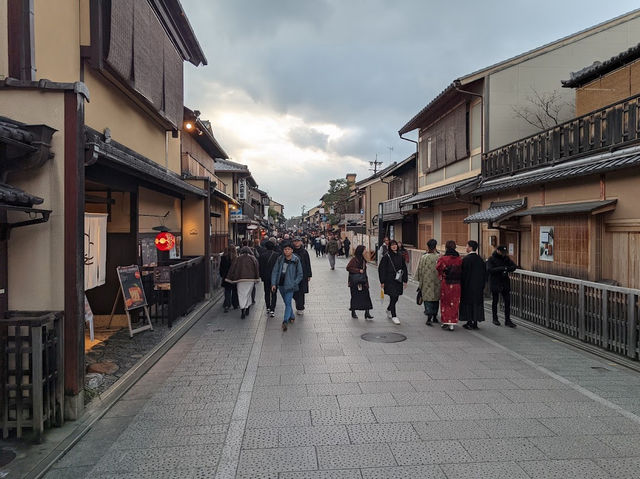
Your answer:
(418, 102), (469, 176)
(7, 0), (35, 80)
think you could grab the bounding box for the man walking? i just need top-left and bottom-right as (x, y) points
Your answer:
(326, 234), (340, 270)
(292, 236), (312, 316)
(487, 245), (517, 327)
(460, 240), (486, 330)
(258, 241), (280, 317)
(271, 241), (303, 331)
(342, 236), (351, 258)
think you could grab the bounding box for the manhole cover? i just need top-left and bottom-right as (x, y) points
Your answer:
(0, 449), (16, 467)
(361, 332), (407, 343)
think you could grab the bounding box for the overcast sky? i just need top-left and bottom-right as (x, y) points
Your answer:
(181, 1), (639, 218)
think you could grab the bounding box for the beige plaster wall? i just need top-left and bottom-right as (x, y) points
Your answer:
(138, 187), (181, 233)
(488, 16), (640, 150)
(603, 169), (640, 220)
(0, 1), (7, 77)
(84, 191), (131, 233)
(84, 69), (168, 167)
(366, 181), (388, 236)
(1, 91), (65, 310)
(34, 0), (80, 82)
(182, 181), (206, 257)
(79, 0), (90, 46)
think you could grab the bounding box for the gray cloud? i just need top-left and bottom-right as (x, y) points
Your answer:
(288, 126), (330, 151)
(182, 0), (640, 216)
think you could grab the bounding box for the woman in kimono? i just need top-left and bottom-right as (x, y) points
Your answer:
(414, 239), (440, 326)
(436, 240), (463, 331)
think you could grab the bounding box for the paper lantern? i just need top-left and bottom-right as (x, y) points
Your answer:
(155, 232), (175, 251)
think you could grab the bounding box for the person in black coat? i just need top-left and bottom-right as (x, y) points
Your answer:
(486, 245), (517, 327)
(258, 241), (280, 317)
(378, 240), (408, 324)
(460, 240), (486, 330)
(292, 237), (312, 315)
(220, 245), (239, 312)
(343, 237), (351, 258)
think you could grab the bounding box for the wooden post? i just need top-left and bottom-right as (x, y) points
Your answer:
(602, 289), (608, 350)
(31, 323), (43, 442)
(63, 90), (85, 415)
(627, 293), (637, 359)
(544, 277), (550, 328)
(578, 283), (585, 340)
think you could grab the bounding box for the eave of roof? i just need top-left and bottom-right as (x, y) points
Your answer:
(476, 144), (640, 195)
(151, 0), (207, 66)
(355, 162), (398, 187)
(381, 154), (417, 178)
(463, 199), (527, 223)
(401, 176), (480, 206)
(184, 107), (229, 159)
(513, 199), (617, 217)
(562, 43), (640, 88)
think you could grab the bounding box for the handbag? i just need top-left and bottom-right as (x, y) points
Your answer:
(349, 259), (367, 285)
(387, 254), (404, 283)
(416, 288), (423, 305)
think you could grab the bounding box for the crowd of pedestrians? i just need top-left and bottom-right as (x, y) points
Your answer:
(220, 229), (517, 334)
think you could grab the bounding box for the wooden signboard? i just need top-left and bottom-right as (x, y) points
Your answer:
(109, 265), (153, 337)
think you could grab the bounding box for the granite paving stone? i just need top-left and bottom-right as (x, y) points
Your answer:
(440, 461), (530, 479)
(47, 254), (640, 478)
(317, 443), (397, 469)
(518, 459), (611, 478)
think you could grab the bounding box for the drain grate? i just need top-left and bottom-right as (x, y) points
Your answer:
(0, 449), (16, 467)
(591, 366), (609, 371)
(361, 332), (407, 343)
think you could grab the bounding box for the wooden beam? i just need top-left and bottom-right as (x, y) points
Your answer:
(64, 91), (85, 398)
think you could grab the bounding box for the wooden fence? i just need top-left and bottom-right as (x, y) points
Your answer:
(509, 269), (640, 359)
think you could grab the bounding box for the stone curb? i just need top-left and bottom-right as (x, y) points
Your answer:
(24, 290), (223, 479)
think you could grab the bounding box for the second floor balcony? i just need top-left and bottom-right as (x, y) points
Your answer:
(483, 92), (640, 179)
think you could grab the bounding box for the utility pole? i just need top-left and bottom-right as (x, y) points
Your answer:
(387, 145), (393, 164)
(301, 204), (306, 216)
(369, 154), (383, 175)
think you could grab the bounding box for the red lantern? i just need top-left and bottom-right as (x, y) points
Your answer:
(155, 232), (176, 251)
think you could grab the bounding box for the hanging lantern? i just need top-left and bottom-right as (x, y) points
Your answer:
(154, 232), (175, 251)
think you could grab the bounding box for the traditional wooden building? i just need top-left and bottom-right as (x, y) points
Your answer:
(467, 44), (640, 287)
(0, 0), (207, 418)
(398, 10), (640, 268)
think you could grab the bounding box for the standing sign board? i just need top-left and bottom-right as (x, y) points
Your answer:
(111, 265), (153, 337)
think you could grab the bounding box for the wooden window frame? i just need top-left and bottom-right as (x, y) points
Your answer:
(7, 0), (35, 80)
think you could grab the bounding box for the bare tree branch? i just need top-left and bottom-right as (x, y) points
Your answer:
(512, 87), (573, 130)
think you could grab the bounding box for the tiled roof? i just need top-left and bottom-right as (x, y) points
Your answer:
(0, 182), (43, 207)
(463, 199), (526, 223)
(401, 176), (480, 206)
(513, 199), (617, 216)
(475, 145), (640, 194)
(562, 43), (640, 88)
(214, 158), (249, 172)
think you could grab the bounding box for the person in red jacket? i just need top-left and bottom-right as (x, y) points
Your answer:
(436, 240), (463, 331)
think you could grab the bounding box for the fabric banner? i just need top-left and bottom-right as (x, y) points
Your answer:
(84, 213), (108, 290)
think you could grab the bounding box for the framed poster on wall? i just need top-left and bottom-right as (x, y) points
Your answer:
(539, 226), (554, 262)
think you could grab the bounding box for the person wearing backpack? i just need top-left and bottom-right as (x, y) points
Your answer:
(346, 245), (373, 320)
(258, 241), (280, 317)
(326, 234), (340, 270)
(378, 240), (408, 325)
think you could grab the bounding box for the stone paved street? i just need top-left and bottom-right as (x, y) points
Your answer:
(48, 253), (640, 478)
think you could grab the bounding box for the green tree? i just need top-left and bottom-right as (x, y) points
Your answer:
(321, 178), (350, 225)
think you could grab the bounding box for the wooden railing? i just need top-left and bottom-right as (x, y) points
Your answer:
(483, 93), (640, 179)
(509, 270), (640, 359)
(381, 193), (413, 216)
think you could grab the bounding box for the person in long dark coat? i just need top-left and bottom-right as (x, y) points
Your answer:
(220, 245), (239, 312)
(258, 241), (280, 317)
(460, 240), (486, 330)
(487, 245), (517, 327)
(343, 237), (351, 258)
(378, 239), (408, 325)
(346, 245), (373, 319)
(292, 237), (312, 316)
